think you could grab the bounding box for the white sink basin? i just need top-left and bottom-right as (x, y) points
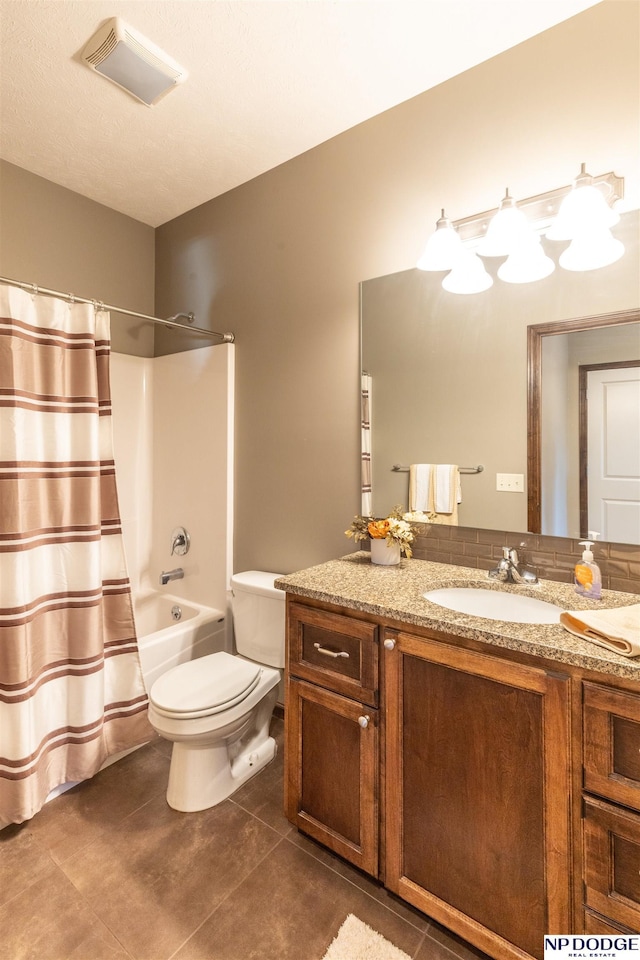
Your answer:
(423, 587), (563, 624)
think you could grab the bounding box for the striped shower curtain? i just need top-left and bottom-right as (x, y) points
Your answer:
(0, 283), (152, 828)
(361, 373), (372, 516)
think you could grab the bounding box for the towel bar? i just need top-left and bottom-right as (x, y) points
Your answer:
(391, 464), (484, 474)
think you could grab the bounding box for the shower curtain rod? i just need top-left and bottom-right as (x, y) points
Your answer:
(0, 276), (235, 343)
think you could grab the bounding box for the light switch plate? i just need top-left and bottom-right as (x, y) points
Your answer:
(496, 473), (524, 492)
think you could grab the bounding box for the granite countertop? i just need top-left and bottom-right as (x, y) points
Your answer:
(275, 552), (640, 681)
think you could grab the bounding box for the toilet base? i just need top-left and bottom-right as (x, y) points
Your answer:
(166, 734), (277, 812)
(163, 683), (280, 812)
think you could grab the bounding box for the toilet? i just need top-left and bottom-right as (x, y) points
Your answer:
(148, 571), (285, 812)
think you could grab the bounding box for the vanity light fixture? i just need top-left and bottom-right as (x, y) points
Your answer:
(417, 165), (625, 294)
(417, 209), (492, 294)
(479, 187), (555, 284)
(477, 189), (533, 257)
(546, 164), (620, 240)
(442, 249), (493, 295)
(416, 210), (463, 271)
(558, 228), (625, 272)
(497, 235), (556, 284)
(547, 164), (624, 271)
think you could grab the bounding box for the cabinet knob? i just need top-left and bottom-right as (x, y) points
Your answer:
(358, 715), (370, 729)
(384, 638), (396, 650)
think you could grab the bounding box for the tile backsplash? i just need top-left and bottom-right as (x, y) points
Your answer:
(410, 524), (640, 596)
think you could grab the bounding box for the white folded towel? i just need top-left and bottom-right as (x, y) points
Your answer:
(560, 604), (640, 658)
(409, 464), (433, 512)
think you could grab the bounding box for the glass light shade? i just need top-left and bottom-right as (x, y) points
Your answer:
(497, 237), (555, 284)
(477, 190), (534, 257)
(547, 165), (619, 241)
(417, 210), (463, 271)
(442, 250), (493, 295)
(558, 228), (625, 272)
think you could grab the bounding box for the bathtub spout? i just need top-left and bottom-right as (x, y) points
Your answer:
(160, 568), (184, 586)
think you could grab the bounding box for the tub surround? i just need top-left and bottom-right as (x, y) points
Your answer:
(110, 346), (233, 617)
(276, 552), (640, 680)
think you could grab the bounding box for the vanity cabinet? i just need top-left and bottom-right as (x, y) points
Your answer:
(384, 628), (572, 960)
(282, 588), (640, 959)
(582, 682), (640, 933)
(284, 602), (379, 875)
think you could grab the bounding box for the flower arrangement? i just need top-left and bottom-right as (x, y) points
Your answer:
(345, 505), (414, 558)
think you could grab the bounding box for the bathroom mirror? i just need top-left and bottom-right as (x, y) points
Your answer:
(360, 210), (640, 542)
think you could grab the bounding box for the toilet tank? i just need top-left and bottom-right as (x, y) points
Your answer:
(230, 571), (285, 668)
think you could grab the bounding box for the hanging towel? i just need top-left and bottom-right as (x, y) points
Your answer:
(559, 604), (640, 658)
(408, 464), (462, 524)
(409, 464), (433, 513)
(434, 465), (461, 514)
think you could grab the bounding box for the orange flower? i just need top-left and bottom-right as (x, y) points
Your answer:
(368, 519), (390, 539)
(575, 564), (594, 588)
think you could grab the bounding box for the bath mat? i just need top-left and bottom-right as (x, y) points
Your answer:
(321, 914), (412, 960)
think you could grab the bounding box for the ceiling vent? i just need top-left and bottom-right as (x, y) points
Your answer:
(81, 17), (187, 106)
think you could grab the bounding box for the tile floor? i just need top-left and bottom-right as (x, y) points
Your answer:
(1, 715), (490, 960)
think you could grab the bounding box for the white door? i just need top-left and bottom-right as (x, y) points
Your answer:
(587, 365), (640, 545)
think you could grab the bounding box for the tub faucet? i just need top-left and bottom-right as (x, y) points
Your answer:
(160, 568), (184, 586)
(488, 548), (538, 585)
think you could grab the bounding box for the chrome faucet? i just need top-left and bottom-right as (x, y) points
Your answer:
(488, 547), (538, 585)
(171, 533), (186, 554)
(160, 567), (184, 586)
(170, 527), (190, 556)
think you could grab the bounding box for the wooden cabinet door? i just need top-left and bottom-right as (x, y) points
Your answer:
(384, 630), (572, 960)
(583, 795), (640, 933)
(285, 676), (378, 876)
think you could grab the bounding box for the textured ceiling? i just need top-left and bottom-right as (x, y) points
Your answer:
(0, 0), (600, 227)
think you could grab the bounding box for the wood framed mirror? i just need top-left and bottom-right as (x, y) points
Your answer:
(527, 308), (640, 538)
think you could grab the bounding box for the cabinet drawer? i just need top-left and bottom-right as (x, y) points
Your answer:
(583, 795), (640, 932)
(583, 682), (640, 812)
(583, 910), (636, 934)
(288, 601), (378, 706)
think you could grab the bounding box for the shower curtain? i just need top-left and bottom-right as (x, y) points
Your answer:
(361, 373), (372, 516)
(0, 283), (152, 828)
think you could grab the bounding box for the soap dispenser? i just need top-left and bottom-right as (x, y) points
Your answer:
(574, 533), (602, 600)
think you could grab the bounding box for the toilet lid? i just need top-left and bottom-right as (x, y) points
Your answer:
(149, 651), (262, 719)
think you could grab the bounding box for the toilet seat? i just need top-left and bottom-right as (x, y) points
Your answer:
(149, 651), (262, 720)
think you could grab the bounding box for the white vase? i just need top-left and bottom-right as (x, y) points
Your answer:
(370, 538), (401, 565)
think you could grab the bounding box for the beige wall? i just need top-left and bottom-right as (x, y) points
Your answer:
(2, 4), (638, 578)
(0, 160), (155, 354)
(155, 1), (640, 575)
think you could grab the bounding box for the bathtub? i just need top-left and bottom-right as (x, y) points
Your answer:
(133, 591), (228, 692)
